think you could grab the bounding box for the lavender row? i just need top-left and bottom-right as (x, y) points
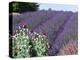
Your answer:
(49, 13), (78, 55)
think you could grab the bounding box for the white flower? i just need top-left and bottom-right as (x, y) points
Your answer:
(12, 34), (17, 38)
(26, 28), (29, 32)
(22, 28), (26, 31)
(18, 26), (21, 29)
(22, 25), (25, 27)
(26, 35), (29, 39)
(28, 45), (31, 48)
(36, 38), (38, 40)
(20, 29), (23, 32)
(26, 49), (29, 52)
(22, 45), (26, 47)
(34, 38), (36, 40)
(43, 35), (46, 37)
(42, 38), (44, 40)
(29, 31), (32, 35)
(39, 35), (42, 38)
(24, 39), (27, 42)
(13, 35), (16, 38)
(34, 32), (37, 35)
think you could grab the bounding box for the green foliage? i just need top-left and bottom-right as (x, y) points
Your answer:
(11, 25), (49, 58)
(9, 2), (39, 13)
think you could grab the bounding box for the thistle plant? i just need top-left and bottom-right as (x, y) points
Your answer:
(11, 25), (49, 58)
(32, 32), (49, 56)
(12, 25), (31, 58)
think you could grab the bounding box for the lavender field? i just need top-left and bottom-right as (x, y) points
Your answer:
(10, 10), (78, 57)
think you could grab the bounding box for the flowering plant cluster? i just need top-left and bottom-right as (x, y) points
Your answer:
(11, 25), (49, 58)
(58, 40), (78, 55)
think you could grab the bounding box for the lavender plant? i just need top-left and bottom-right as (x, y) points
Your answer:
(11, 25), (49, 58)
